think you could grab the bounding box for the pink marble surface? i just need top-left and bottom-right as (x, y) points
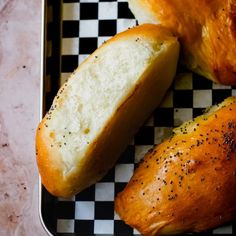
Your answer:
(0, 0), (46, 235)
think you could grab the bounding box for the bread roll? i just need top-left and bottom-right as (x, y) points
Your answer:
(128, 0), (236, 85)
(115, 97), (236, 235)
(36, 24), (179, 198)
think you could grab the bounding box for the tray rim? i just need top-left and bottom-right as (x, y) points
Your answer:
(38, 0), (54, 235)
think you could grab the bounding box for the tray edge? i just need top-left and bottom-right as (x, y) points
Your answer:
(38, 0), (54, 235)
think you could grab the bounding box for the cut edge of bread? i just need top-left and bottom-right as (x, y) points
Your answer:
(36, 24), (179, 198)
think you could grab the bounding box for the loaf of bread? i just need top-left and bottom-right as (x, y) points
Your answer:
(128, 0), (236, 85)
(36, 24), (179, 198)
(115, 97), (236, 235)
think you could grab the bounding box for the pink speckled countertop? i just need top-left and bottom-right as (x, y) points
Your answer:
(0, 1), (45, 235)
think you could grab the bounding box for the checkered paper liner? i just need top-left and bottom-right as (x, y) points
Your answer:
(42, 0), (236, 235)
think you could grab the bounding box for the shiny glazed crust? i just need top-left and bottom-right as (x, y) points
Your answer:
(115, 97), (236, 235)
(128, 0), (236, 85)
(36, 24), (179, 198)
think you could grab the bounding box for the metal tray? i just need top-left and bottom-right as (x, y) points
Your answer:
(39, 0), (236, 235)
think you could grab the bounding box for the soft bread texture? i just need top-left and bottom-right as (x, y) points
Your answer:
(115, 97), (236, 235)
(128, 0), (236, 85)
(36, 24), (179, 198)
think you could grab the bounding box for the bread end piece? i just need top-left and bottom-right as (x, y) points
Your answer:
(36, 24), (179, 198)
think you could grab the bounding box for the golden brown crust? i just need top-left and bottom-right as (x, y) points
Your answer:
(36, 24), (179, 198)
(129, 0), (236, 85)
(115, 97), (236, 235)
(36, 122), (71, 196)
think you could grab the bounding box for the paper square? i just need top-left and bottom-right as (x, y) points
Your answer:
(115, 164), (134, 182)
(99, 2), (118, 20)
(63, 3), (80, 21)
(75, 201), (94, 220)
(94, 220), (114, 234)
(57, 219), (74, 233)
(95, 183), (114, 201)
(80, 20), (98, 37)
(193, 90), (212, 108)
(62, 38), (79, 55)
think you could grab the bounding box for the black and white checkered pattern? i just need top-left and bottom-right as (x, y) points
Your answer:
(43, 0), (236, 235)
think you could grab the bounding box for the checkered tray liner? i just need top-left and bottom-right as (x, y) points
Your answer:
(44, 0), (236, 235)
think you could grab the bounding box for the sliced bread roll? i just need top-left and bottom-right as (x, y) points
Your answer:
(115, 97), (236, 235)
(36, 24), (179, 198)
